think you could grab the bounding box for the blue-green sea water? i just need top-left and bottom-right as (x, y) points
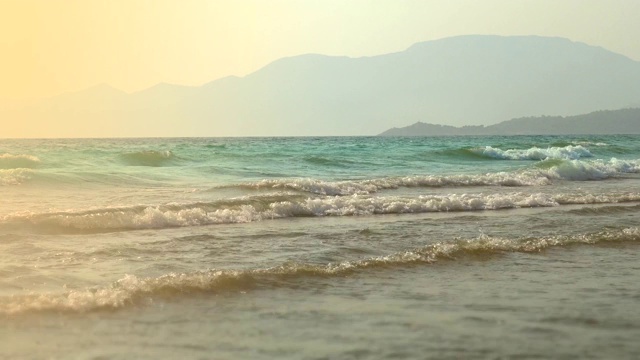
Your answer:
(1, 135), (640, 359)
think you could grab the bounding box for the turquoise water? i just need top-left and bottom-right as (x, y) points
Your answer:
(1, 135), (640, 358)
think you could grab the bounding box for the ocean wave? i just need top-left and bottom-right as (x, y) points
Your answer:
(549, 141), (609, 148)
(566, 204), (640, 216)
(540, 158), (640, 181)
(0, 153), (41, 169)
(3, 191), (639, 233)
(2, 227), (638, 315)
(572, 141), (609, 147)
(203, 143), (227, 149)
(240, 173), (551, 195)
(474, 145), (593, 160)
(0, 168), (34, 185)
(118, 150), (177, 167)
(236, 158), (639, 195)
(303, 155), (352, 167)
(434, 148), (494, 161)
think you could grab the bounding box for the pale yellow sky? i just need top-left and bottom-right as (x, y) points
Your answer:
(1, 0), (639, 100)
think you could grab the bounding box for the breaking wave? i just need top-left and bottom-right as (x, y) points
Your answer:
(0, 153), (41, 169)
(2, 191), (639, 233)
(239, 173), (551, 195)
(571, 141), (609, 147)
(538, 158), (640, 181)
(2, 227), (638, 314)
(234, 158), (640, 195)
(474, 145), (593, 160)
(0, 168), (34, 185)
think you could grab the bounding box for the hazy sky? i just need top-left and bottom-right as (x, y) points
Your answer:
(2, 0), (640, 100)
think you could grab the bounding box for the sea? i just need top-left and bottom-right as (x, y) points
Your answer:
(1, 135), (639, 359)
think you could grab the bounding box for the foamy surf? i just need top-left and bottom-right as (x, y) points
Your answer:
(1, 136), (639, 359)
(2, 227), (637, 315)
(2, 191), (639, 233)
(541, 158), (640, 180)
(0, 168), (34, 185)
(234, 158), (640, 195)
(242, 172), (550, 195)
(475, 145), (593, 160)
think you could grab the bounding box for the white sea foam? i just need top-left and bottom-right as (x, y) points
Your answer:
(572, 141), (609, 147)
(542, 158), (640, 181)
(4, 191), (639, 232)
(245, 158), (640, 195)
(248, 172), (550, 195)
(476, 145), (593, 160)
(2, 227), (638, 314)
(0, 168), (33, 185)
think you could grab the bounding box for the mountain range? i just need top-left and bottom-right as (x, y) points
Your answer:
(378, 108), (640, 136)
(3, 35), (640, 137)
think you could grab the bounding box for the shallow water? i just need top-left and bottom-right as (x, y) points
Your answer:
(1, 135), (639, 358)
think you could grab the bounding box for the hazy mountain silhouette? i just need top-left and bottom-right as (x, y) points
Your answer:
(4, 35), (640, 137)
(378, 108), (640, 136)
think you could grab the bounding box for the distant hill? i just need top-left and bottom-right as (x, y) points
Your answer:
(3, 35), (640, 137)
(378, 108), (640, 136)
